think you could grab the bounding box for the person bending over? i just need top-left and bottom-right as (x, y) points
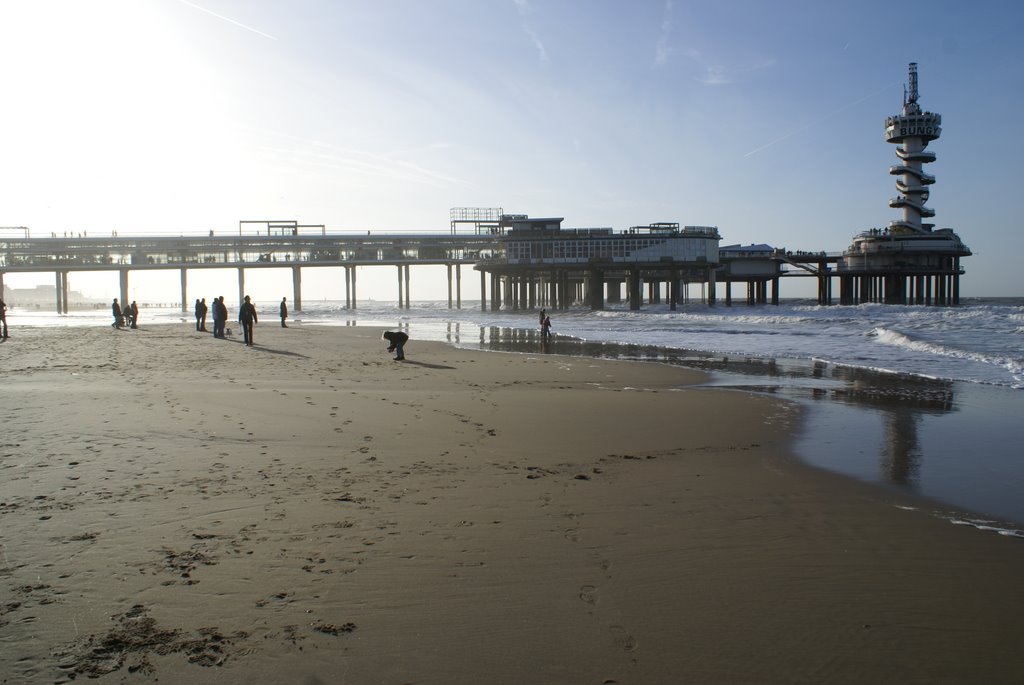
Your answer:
(382, 330), (408, 361)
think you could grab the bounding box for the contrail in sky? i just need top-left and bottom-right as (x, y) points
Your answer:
(743, 82), (897, 158)
(174, 0), (277, 40)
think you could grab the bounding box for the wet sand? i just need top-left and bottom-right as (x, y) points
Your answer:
(1, 323), (1023, 684)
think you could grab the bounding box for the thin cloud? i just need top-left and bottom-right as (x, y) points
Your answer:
(251, 129), (471, 189)
(513, 0), (548, 63)
(655, 0), (674, 65)
(687, 50), (776, 85)
(743, 82), (898, 158)
(174, 0), (277, 40)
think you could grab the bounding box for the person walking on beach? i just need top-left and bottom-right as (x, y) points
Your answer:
(0, 298), (9, 339)
(539, 308), (546, 327)
(280, 297), (288, 327)
(541, 314), (552, 340)
(112, 298), (123, 329)
(129, 301), (139, 329)
(382, 330), (408, 361)
(238, 295), (258, 346)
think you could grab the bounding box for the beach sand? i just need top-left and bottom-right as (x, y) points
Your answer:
(1, 322), (1022, 684)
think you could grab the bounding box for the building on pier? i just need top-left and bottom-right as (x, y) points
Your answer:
(837, 63), (971, 305)
(474, 215), (721, 310)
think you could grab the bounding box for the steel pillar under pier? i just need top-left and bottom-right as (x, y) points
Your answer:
(771, 277), (779, 305)
(725, 281), (732, 306)
(292, 265), (302, 311)
(670, 270), (680, 311)
(397, 265), (404, 308)
(708, 268), (717, 306)
(480, 271), (487, 311)
(237, 268), (245, 306)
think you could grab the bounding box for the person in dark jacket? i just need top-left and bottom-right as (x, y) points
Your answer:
(280, 297), (288, 327)
(238, 295), (258, 346)
(195, 298), (208, 331)
(382, 330), (408, 361)
(1, 298), (9, 339)
(213, 296), (227, 338)
(112, 298), (123, 329)
(129, 301), (139, 329)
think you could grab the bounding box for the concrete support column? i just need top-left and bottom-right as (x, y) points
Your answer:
(707, 268), (717, 306)
(588, 268), (604, 311)
(455, 263), (462, 309)
(669, 270), (680, 311)
(180, 268), (188, 312)
(237, 267), (245, 306)
(491, 273), (502, 311)
(119, 269), (129, 310)
(343, 266), (351, 309)
(446, 264), (453, 309)
(60, 271), (69, 314)
(397, 265), (404, 308)
(771, 277), (780, 305)
(404, 264), (411, 309)
(628, 269), (641, 311)
(480, 270), (487, 311)
(55, 271), (64, 314)
(351, 266), (358, 309)
(292, 265), (302, 311)
(953, 259), (961, 304)
(725, 281), (732, 306)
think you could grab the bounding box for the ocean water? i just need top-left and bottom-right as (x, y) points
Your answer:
(7, 298), (1023, 533)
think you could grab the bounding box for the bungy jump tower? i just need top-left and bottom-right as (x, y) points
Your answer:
(839, 63), (971, 305)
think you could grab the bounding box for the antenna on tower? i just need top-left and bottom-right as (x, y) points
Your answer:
(907, 62), (919, 106)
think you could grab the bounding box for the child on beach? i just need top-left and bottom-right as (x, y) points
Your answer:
(382, 330), (408, 361)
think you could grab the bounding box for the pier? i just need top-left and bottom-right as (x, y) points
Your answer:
(0, 211), (964, 312)
(0, 220), (498, 313)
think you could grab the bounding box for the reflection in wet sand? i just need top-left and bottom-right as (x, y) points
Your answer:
(445, 325), (1022, 528)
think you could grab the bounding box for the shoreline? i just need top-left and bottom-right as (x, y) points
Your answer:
(2, 323), (1024, 683)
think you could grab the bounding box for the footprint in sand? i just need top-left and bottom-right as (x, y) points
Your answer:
(609, 625), (638, 652)
(579, 585), (597, 604)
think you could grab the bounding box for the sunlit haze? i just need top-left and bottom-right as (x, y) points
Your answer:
(2, 0), (1022, 301)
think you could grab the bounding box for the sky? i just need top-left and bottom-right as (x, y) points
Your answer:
(1, 0), (1022, 302)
